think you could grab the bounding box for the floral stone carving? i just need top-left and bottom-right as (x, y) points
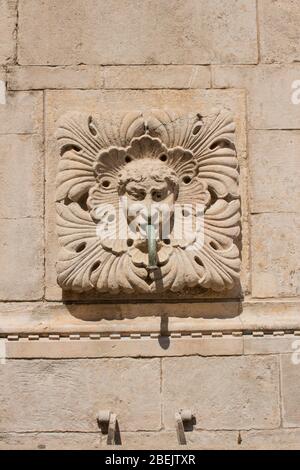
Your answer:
(55, 109), (240, 294)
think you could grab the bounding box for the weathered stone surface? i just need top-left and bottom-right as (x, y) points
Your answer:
(212, 65), (300, 129)
(0, 432), (104, 450)
(7, 66), (104, 90)
(240, 301), (300, 332)
(258, 0), (300, 64)
(0, 0), (17, 65)
(45, 88), (247, 300)
(248, 131), (300, 213)
(2, 428), (300, 450)
(240, 429), (300, 450)
(0, 430), (240, 450)
(18, 0), (257, 65)
(0, 91), (42, 134)
(1, 300), (300, 337)
(6, 336), (243, 359)
(162, 356), (280, 430)
(0, 218), (44, 300)
(0, 134), (43, 218)
(7, 65), (211, 90)
(103, 65), (211, 89)
(251, 214), (300, 298)
(0, 219), (44, 300)
(0, 66), (6, 83)
(112, 430), (239, 450)
(0, 359), (160, 432)
(281, 354), (300, 427)
(244, 335), (297, 355)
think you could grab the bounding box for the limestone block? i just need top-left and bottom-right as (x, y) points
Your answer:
(7, 65), (211, 90)
(240, 301), (300, 332)
(248, 131), (300, 213)
(240, 429), (300, 450)
(162, 356), (280, 430)
(103, 66), (211, 89)
(0, 134), (43, 218)
(212, 65), (300, 129)
(251, 214), (300, 298)
(18, 0), (257, 65)
(7, 66), (105, 90)
(0, 218), (44, 300)
(0, 91), (42, 134)
(281, 354), (300, 427)
(44, 88), (247, 300)
(0, 0), (17, 64)
(258, 0), (300, 64)
(0, 359), (160, 432)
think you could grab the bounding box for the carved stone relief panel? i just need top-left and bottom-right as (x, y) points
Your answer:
(55, 109), (240, 295)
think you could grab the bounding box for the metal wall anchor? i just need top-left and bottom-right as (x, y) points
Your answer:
(175, 409), (195, 445)
(97, 410), (118, 445)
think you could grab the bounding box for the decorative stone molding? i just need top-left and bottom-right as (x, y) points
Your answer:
(55, 109), (240, 294)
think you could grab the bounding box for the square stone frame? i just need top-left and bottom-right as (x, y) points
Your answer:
(46, 89), (249, 302)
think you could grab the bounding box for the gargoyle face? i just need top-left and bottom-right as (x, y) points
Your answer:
(118, 158), (179, 240)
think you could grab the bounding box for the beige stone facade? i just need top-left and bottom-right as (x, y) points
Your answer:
(0, 0), (300, 450)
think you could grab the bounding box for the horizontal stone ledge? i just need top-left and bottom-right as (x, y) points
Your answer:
(7, 65), (211, 90)
(0, 430), (240, 450)
(4, 333), (300, 358)
(0, 300), (299, 337)
(2, 428), (299, 450)
(4, 336), (244, 359)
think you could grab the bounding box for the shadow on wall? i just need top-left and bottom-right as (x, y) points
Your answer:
(62, 297), (243, 323)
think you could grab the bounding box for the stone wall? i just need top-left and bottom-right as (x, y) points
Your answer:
(0, 0), (300, 450)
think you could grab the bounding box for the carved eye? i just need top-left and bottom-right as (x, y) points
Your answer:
(152, 191), (162, 201)
(182, 208), (191, 217)
(159, 154), (167, 162)
(125, 155), (132, 163)
(128, 189), (146, 201)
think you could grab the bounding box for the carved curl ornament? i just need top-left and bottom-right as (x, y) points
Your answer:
(55, 109), (240, 294)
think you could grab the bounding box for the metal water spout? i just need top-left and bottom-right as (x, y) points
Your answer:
(146, 221), (157, 269)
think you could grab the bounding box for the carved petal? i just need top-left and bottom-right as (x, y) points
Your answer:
(147, 109), (238, 198)
(187, 199), (241, 291)
(56, 202), (101, 291)
(56, 111), (145, 202)
(56, 202), (150, 293)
